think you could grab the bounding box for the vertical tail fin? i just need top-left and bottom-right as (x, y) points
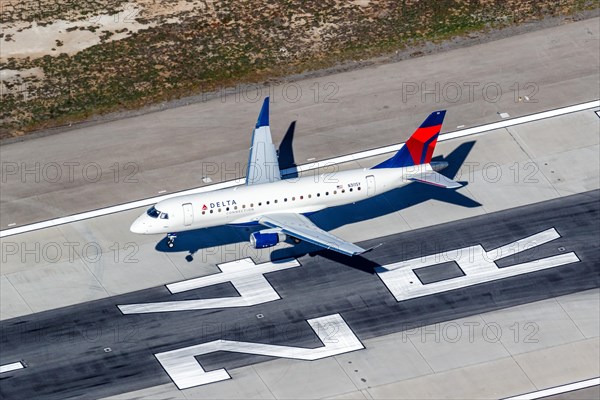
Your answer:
(372, 110), (446, 169)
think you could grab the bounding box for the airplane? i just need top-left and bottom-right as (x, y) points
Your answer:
(130, 97), (461, 256)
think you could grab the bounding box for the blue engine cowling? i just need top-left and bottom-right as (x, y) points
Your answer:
(249, 230), (284, 249)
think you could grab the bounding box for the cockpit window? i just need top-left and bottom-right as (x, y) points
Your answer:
(159, 212), (169, 219)
(147, 206), (160, 218)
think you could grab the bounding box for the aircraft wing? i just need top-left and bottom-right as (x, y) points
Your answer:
(246, 97), (281, 185)
(408, 170), (462, 189)
(259, 213), (367, 256)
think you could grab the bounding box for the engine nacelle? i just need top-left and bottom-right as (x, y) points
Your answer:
(249, 229), (286, 249)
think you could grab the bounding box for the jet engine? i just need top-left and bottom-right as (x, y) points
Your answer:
(249, 229), (286, 249)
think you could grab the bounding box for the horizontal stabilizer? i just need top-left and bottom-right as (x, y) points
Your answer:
(408, 171), (462, 189)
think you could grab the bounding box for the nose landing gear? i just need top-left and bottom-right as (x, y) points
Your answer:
(166, 233), (177, 248)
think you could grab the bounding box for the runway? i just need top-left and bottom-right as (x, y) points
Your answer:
(1, 190), (598, 399)
(1, 17), (598, 226)
(0, 16), (598, 400)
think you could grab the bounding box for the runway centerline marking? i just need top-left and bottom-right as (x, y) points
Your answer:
(376, 228), (580, 301)
(0, 361), (25, 374)
(118, 258), (299, 313)
(2, 100), (598, 237)
(154, 313), (364, 389)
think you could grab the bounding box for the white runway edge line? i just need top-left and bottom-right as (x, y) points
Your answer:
(1, 99), (598, 238)
(504, 377), (600, 400)
(0, 361), (25, 374)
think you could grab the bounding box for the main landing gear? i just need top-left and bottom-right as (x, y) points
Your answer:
(166, 233), (177, 248)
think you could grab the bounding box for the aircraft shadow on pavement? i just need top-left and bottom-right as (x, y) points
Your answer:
(278, 121), (298, 177)
(155, 141), (479, 272)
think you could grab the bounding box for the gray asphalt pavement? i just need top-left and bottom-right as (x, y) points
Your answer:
(0, 190), (598, 399)
(1, 18), (598, 226)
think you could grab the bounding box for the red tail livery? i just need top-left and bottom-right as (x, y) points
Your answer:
(372, 110), (446, 169)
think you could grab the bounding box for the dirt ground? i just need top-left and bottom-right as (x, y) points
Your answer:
(1, 0), (597, 140)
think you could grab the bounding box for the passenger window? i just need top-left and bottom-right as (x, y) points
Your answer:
(292, 197), (295, 201)
(333, 190), (337, 194)
(226, 207), (229, 211)
(274, 199), (278, 203)
(202, 211), (206, 215)
(210, 210), (213, 214)
(300, 195), (303, 200)
(308, 194), (312, 199)
(358, 187), (361, 191)
(258, 202), (262, 206)
(317, 193), (321, 197)
(325, 192), (329, 196)
(284, 198), (288, 202)
(349, 188), (353, 192)
(266, 201), (270, 205)
(250, 203), (254, 207)
(218, 208), (222, 212)
(341, 189), (345, 193)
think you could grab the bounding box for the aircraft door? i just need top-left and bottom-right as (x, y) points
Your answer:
(182, 203), (194, 226)
(366, 175), (376, 197)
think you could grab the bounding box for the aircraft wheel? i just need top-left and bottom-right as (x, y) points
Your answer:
(166, 233), (177, 248)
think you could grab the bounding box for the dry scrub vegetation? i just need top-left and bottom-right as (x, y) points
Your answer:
(0, 0), (596, 138)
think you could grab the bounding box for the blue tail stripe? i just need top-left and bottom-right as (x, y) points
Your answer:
(256, 97), (270, 128)
(371, 145), (412, 169)
(419, 134), (438, 164)
(421, 110), (445, 127)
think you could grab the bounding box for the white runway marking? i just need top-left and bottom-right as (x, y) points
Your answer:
(154, 313), (363, 389)
(376, 228), (580, 301)
(504, 377), (600, 400)
(118, 258), (300, 313)
(1, 100), (598, 237)
(0, 362), (25, 374)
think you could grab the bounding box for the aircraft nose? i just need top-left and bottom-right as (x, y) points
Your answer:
(130, 216), (147, 234)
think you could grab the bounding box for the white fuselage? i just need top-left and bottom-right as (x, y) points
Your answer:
(130, 164), (432, 235)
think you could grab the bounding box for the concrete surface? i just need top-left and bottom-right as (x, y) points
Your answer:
(1, 18), (598, 226)
(1, 106), (597, 319)
(0, 18), (598, 400)
(0, 191), (598, 399)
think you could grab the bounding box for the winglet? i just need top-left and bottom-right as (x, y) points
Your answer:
(256, 97), (270, 128)
(361, 243), (384, 254)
